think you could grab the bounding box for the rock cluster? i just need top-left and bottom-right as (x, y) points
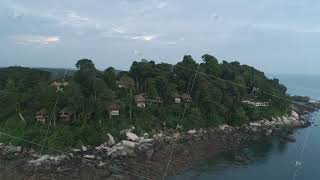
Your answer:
(0, 110), (313, 179)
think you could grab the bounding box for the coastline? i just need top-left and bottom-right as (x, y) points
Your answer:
(0, 104), (318, 180)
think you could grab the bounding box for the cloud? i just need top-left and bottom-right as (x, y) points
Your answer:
(222, 18), (320, 33)
(250, 23), (320, 33)
(111, 26), (127, 34)
(131, 35), (157, 41)
(9, 35), (60, 46)
(6, 3), (100, 30)
(58, 11), (90, 27)
(157, 1), (167, 9)
(159, 41), (177, 44)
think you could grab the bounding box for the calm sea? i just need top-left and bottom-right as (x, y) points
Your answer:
(170, 74), (320, 180)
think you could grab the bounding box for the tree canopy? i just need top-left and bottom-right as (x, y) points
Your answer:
(0, 54), (292, 150)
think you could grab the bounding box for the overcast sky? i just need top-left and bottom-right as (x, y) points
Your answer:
(1, 0), (319, 74)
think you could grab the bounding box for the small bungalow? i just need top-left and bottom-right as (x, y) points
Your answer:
(35, 108), (48, 124)
(116, 81), (127, 89)
(241, 95), (255, 104)
(181, 93), (192, 102)
(147, 96), (163, 104)
(255, 101), (271, 107)
(241, 95), (271, 107)
(59, 107), (76, 121)
(135, 94), (146, 108)
(154, 96), (163, 104)
(116, 77), (134, 89)
(173, 94), (181, 103)
(50, 81), (69, 87)
(106, 104), (120, 119)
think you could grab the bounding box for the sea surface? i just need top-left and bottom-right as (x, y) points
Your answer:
(170, 74), (320, 180)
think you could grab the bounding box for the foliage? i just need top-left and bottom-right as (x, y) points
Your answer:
(0, 54), (292, 151)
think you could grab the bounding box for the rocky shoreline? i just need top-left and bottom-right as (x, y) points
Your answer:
(0, 108), (318, 180)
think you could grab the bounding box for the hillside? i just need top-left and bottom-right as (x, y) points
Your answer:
(0, 54), (292, 150)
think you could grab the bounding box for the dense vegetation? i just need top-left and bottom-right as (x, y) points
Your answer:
(0, 54), (291, 151)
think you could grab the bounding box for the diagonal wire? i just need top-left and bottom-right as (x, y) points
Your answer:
(174, 64), (319, 110)
(172, 64), (320, 180)
(162, 64), (200, 180)
(31, 69), (68, 180)
(292, 105), (318, 180)
(1, 65), (319, 179)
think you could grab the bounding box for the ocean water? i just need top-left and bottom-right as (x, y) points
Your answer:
(170, 74), (320, 180)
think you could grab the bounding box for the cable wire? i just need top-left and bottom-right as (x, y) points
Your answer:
(162, 64), (200, 180)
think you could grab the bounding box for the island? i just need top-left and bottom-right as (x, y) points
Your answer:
(0, 54), (318, 179)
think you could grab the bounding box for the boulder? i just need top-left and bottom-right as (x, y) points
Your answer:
(173, 132), (181, 139)
(263, 120), (273, 126)
(187, 129), (196, 135)
(81, 146), (88, 152)
(121, 140), (136, 149)
(265, 129), (273, 136)
(107, 133), (115, 146)
(126, 132), (139, 142)
(139, 138), (154, 144)
(83, 155), (95, 160)
(72, 149), (81, 153)
(291, 111), (299, 120)
(282, 116), (292, 125)
(29, 155), (51, 164)
(51, 155), (67, 162)
(250, 127), (258, 133)
(249, 122), (262, 127)
(153, 133), (163, 139)
(219, 124), (231, 131)
(16, 146), (22, 153)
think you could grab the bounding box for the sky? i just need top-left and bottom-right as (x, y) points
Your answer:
(0, 0), (319, 74)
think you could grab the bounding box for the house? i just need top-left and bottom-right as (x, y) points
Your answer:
(116, 81), (127, 89)
(181, 93), (192, 102)
(50, 81), (69, 87)
(241, 94), (256, 104)
(255, 102), (270, 107)
(135, 94), (146, 108)
(241, 95), (271, 107)
(35, 108), (48, 124)
(116, 77), (134, 89)
(147, 96), (163, 104)
(173, 94), (181, 103)
(154, 96), (163, 104)
(59, 107), (76, 121)
(107, 104), (120, 119)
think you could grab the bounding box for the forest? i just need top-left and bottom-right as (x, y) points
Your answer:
(0, 54), (291, 150)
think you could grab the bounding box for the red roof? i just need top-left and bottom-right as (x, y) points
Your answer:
(135, 94), (146, 102)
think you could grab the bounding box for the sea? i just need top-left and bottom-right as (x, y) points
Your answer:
(170, 74), (320, 180)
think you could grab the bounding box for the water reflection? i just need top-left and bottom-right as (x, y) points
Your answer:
(170, 112), (320, 180)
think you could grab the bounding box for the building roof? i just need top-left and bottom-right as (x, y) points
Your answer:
(241, 94), (257, 101)
(181, 93), (191, 100)
(135, 94), (146, 102)
(107, 103), (120, 110)
(50, 81), (69, 87)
